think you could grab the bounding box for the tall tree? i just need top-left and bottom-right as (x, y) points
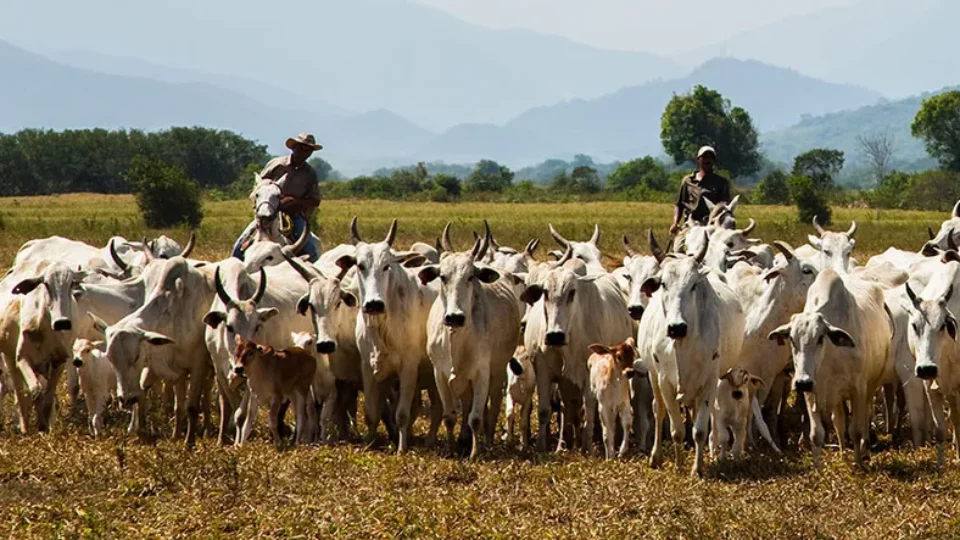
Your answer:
(660, 85), (761, 178)
(911, 90), (960, 172)
(605, 156), (668, 192)
(857, 131), (896, 184)
(792, 148), (845, 191)
(465, 159), (514, 193)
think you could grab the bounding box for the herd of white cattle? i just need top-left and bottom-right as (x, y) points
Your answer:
(5, 198), (960, 477)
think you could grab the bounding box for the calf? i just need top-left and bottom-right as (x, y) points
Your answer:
(503, 345), (536, 449)
(232, 338), (317, 446)
(72, 338), (116, 437)
(291, 331), (338, 442)
(712, 366), (779, 460)
(587, 338), (637, 459)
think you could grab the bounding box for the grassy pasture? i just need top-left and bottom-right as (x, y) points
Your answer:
(0, 194), (959, 538)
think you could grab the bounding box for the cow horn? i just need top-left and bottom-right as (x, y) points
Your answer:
(549, 224), (570, 248)
(440, 222), (455, 253)
(905, 283), (921, 310)
(812, 215), (826, 237)
(214, 267), (237, 308)
(252, 267), (268, 304)
(109, 239), (130, 273)
(478, 220), (492, 261)
(622, 234), (640, 258)
(772, 241), (796, 261)
(283, 252), (323, 283)
(846, 221), (857, 238)
(434, 236), (443, 254)
(740, 218), (756, 236)
(648, 229), (665, 264)
(929, 226), (936, 241)
(282, 220), (310, 257)
(953, 199), (960, 219)
(140, 236), (155, 263)
(589, 224), (601, 246)
(524, 238), (540, 259)
(350, 216), (363, 244)
(178, 231), (196, 258)
(694, 232), (709, 263)
(556, 245), (573, 266)
(384, 219), (398, 247)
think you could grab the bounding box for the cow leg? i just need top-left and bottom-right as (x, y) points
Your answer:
(660, 385), (686, 472)
(66, 362), (81, 414)
(236, 392), (257, 446)
(360, 361), (385, 443)
(520, 396), (533, 450)
(184, 360), (209, 449)
(832, 402), (847, 454)
(632, 375), (653, 453)
(751, 396), (782, 455)
(582, 387), (598, 455)
(423, 375), (443, 448)
(805, 393), (826, 470)
(199, 371), (214, 439)
(881, 383), (896, 436)
(268, 396), (283, 447)
(926, 387), (948, 468)
(618, 403), (633, 458)
(946, 394), (960, 463)
(850, 387), (871, 465)
(903, 379), (927, 448)
(649, 376), (667, 469)
(395, 363), (419, 454)
(534, 367), (554, 452)
(92, 394), (107, 438)
(503, 394), (516, 446)
(172, 379), (187, 438)
(36, 362), (63, 433)
(3, 351), (32, 434)
(469, 375), (490, 459)
(557, 379), (581, 453)
(691, 395), (712, 478)
(485, 369), (506, 445)
(432, 367), (457, 452)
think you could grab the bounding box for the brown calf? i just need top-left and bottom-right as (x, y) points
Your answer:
(587, 337), (637, 459)
(233, 337), (317, 446)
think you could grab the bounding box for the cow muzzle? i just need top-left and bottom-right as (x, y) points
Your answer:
(444, 313), (466, 328)
(666, 322), (687, 339)
(794, 377), (814, 393)
(234, 366), (245, 377)
(123, 396), (139, 409)
(53, 318), (72, 331)
(363, 299), (386, 315)
(545, 331), (567, 347)
(72, 358), (83, 368)
(628, 305), (645, 321)
(316, 340), (337, 354)
(917, 364), (939, 380)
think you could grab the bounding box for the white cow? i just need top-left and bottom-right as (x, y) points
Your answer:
(699, 219), (760, 271)
(904, 261), (960, 467)
(419, 228), (521, 458)
(884, 285), (933, 448)
(637, 236), (744, 476)
(922, 199), (960, 254)
(620, 231), (665, 322)
(548, 224), (606, 274)
(804, 216), (858, 273)
(91, 257), (215, 447)
(521, 247), (634, 453)
(769, 269), (892, 468)
(348, 217), (442, 453)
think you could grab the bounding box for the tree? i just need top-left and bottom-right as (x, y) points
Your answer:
(660, 85), (761, 178)
(857, 131), (896, 184)
(869, 171), (909, 209)
(605, 156), (668, 192)
(570, 166), (602, 193)
(308, 157), (334, 181)
(905, 170), (960, 211)
(432, 173), (461, 198)
(754, 171), (791, 205)
(464, 159), (514, 193)
(128, 155), (203, 228)
(788, 175), (831, 225)
(791, 148), (845, 191)
(911, 90), (960, 172)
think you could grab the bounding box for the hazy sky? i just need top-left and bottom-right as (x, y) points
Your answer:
(412, 0), (861, 53)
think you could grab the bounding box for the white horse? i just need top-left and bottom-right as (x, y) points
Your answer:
(236, 174), (319, 271)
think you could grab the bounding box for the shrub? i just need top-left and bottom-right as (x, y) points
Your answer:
(754, 171), (791, 205)
(788, 175), (830, 225)
(128, 155), (203, 228)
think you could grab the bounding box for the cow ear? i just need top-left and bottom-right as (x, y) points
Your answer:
(749, 375), (765, 389)
(519, 285), (544, 306)
(807, 235), (822, 250)
(588, 343), (610, 355)
(418, 265), (441, 285)
(946, 313), (958, 341)
(401, 255), (428, 268)
(203, 311), (227, 329)
(88, 312), (110, 334)
(257, 308), (280, 322)
(760, 268), (783, 282)
(141, 331), (175, 346)
(640, 277), (660, 298)
(340, 290), (357, 307)
(826, 326), (855, 348)
(296, 294), (311, 316)
(336, 255), (357, 272)
(768, 324), (791, 346)
(510, 272), (527, 285)
(475, 266), (500, 284)
(12, 277), (42, 295)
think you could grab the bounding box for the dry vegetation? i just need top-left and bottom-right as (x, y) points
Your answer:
(0, 194), (958, 538)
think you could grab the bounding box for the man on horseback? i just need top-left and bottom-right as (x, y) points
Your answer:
(231, 132), (323, 261)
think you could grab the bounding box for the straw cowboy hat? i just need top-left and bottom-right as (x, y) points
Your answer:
(285, 132), (323, 151)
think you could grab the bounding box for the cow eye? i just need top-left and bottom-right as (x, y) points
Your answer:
(802, 267), (813, 275)
(439, 275), (447, 284)
(357, 264), (366, 272)
(623, 275), (632, 282)
(823, 250), (832, 257)
(265, 256), (274, 262)
(726, 242), (733, 248)
(382, 265), (390, 272)
(226, 325), (235, 333)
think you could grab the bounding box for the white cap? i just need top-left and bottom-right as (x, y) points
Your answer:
(697, 145), (717, 159)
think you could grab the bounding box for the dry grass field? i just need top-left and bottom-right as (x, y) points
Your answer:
(0, 194), (958, 538)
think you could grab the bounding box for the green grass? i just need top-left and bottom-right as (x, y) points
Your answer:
(0, 194), (957, 538)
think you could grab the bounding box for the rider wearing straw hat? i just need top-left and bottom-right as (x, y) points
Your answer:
(231, 132), (323, 260)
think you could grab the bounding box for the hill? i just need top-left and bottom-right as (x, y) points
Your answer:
(0, 40), (434, 174)
(416, 58), (882, 165)
(0, 0), (681, 131)
(761, 88), (953, 169)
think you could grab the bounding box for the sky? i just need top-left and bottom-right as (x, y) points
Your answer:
(412, 0), (860, 54)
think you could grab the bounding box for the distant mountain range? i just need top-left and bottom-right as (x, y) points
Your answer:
(0, 0), (681, 131)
